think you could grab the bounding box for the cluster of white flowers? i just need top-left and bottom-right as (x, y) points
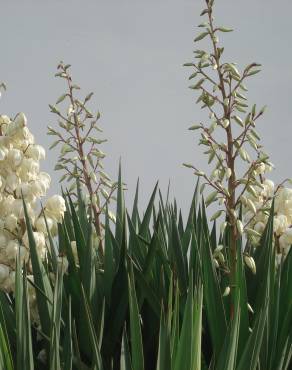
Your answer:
(242, 170), (292, 261)
(0, 113), (66, 307)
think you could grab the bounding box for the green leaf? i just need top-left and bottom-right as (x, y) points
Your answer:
(194, 31), (209, 42)
(216, 295), (240, 370)
(139, 182), (158, 239)
(49, 267), (64, 370)
(246, 69), (261, 77)
(23, 198), (53, 338)
(191, 284), (203, 370)
(120, 328), (133, 370)
(62, 297), (73, 370)
(115, 160), (125, 243)
(188, 72), (198, 80)
(234, 240), (249, 361)
(237, 305), (268, 370)
(80, 285), (103, 370)
(56, 94), (67, 104)
(15, 258), (34, 370)
(171, 216), (188, 294)
(218, 27), (234, 32)
(200, 204), (227, 357)
(104, 208), (115, 304)
(188, 124), (201, 130)
(0, 304), (13, 370)
(128, 263), (145, 370)
(156, 307), (171, 370)
(189, 78), (205, 90)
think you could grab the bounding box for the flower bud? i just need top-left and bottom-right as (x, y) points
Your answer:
(237, 220), (244, 235)
(213, 258), (219, 268)
(244, 255), (256, 274)
(222, 118), (230, 128)
(247, 303), (254, 314)
(225, 167), (232, 179)
(220, 221), (227, 234)
(247, 199), (257, 214)
(214, 244), (224, 253)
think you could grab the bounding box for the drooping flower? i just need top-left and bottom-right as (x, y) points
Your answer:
(0, 112), (65, 305)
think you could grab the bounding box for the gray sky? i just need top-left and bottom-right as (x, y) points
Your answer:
(1, 0), (292, 214)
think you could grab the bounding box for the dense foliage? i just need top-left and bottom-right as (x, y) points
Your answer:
(0, 172), (290, 369)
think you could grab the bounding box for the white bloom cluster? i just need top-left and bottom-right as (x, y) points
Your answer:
(242, 176), (292, 260)
(0, 113), (66, 301)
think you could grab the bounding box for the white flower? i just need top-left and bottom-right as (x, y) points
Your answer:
(35, 216), (56, 236)
(10, 199), (24, 218)
(255, 162), (266, 175)
(15, 183), (35, 203)
(4, 271), (16, 292)
(4, 214), (18, 231)
(254, 221), (265, 234)
(0, 233), (7, 248)
(0, 264), (9, 282)
(0, 111), (61, 298)
(280, 228), (292, 244)
(26, 145), (45, 161)
(6, 240), (19, 260)
(274, 215), (288, 236)
(7, 148), (23, 168)
(22, 231), (45, 250)
(14, 112), (27, 128)
(0, 115), (11, 126)
(275, 187), (292, 213)
(6, 172), (20, 191)
(39, 172), (51, 191)
(30, 180), (46, 197)
(0, 196), (14, 216)
(262, 179), (274, 198)
(279, 234), (291, 255)
(0, 147), (8, 161)
(18, 158), (39, 181)
(45, 195), (66, 222)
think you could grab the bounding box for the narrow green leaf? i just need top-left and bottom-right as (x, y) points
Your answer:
(128, 263), (145, 370)
(194, 31), (209, 42)
(80, 285), (103, 370)
(23, 198), (52, 337)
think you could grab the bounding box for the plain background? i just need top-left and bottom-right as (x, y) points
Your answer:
(0, 0), (291, 214)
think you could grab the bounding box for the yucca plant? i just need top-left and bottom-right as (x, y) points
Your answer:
(0, 169), (290, 369)
(0, 0), (291, 369)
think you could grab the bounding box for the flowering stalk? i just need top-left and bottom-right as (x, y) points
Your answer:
(0, 112), (66, 321)
(48, 62), (117, 253)
(184, 0), (273, 316)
